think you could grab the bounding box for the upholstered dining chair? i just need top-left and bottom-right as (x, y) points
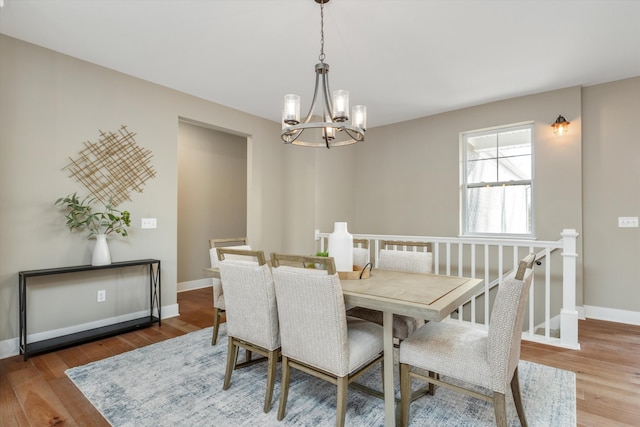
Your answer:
(217, 248), (280, 413)
(398, 253), (536, 427)
(347, 241), (433, 341)
(270, 253), (385, 427)
(352, 238), (371, 268)
(209, 237), (250, 345)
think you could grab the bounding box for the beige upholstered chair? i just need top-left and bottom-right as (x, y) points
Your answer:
(270, 253), (385, 427)
(209, 237), (250, 345)
(377, 240), (432, 274)
(352, 238), (371, 268)
(347, 241), (433, 341)
(217, 248), (280, 413)
(398, 254), (536, 427)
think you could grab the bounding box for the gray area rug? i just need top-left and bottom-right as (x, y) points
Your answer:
(66, 325), (576, 426)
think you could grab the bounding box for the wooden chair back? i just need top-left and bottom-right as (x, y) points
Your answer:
(270, 253), (337, 275)
(209, 237), (248, 249)
(217, 248), (266, 265)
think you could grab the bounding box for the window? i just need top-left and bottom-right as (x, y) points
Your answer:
(461, 123), (533, 237)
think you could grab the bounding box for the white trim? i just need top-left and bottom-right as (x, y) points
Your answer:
(0, 303), (180, 360)
(522, 333), (580, 350)
(534, 314), (561, 332)
(178, 278), (212, 292)
(584, 305), (640, 326)
(162, 303), (180, 319)
(0, 337), (18, 360)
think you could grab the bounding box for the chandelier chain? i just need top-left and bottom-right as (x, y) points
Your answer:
(319, 1), (325, 62)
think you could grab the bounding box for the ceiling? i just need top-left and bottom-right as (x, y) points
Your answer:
(1, 0), (639, 128)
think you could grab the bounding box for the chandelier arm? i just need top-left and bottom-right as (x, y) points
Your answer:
(282, 128), (304, 144)
(342, 126), (365, 142)
(321, 69), (334, 121)
(302, 69), (322, 124)
(282, 122), (363, 146)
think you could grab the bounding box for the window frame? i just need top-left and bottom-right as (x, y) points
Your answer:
(460, 121), (535, 239)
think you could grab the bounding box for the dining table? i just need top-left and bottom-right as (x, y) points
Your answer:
(341, 269), (484, 427)
(205, 264), (483, 427)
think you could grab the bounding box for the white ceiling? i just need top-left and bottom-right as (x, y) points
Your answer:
(1, 0), (639, 128)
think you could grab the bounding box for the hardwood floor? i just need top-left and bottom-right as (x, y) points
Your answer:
(1, 287), (638, 426)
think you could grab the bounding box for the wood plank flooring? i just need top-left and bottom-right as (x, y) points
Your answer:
(1, 287), (638, 426)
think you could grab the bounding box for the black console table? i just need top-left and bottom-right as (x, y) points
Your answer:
(18, 259), (161, 361)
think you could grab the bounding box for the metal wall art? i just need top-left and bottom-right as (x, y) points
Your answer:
(62, 125), (156, 207)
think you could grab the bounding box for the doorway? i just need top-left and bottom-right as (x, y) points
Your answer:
(177, 120), (247, 291)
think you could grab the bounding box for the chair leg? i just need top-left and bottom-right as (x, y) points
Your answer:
(211, 308), (222, 345)
(380, 359), (385, 394)
(245, 349), (253, 363)
(428, 371), (436, 395)
(399, 363), (411, 427)
(492, 392), (507, 427)
(336, 376), (348, 427)
(223, 337), (238, 390)
(277, 356), (291, 421)
(263, 350), (278, 413)
(511, 367), (528, 427)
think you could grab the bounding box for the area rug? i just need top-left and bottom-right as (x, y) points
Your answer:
(66, 325), (576, 426)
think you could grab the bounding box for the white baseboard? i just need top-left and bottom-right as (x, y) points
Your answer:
(0, 303), (180, 360)
(583, 305), (640, 326)
(0, 338), (18, 361)
(178, 278), (212, 292)
(162, 303), (180, 319)
(535, 314), (561, 331)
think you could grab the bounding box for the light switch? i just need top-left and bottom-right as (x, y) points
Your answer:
(618, 217), (639, 228)
(141, 218), (157, 229)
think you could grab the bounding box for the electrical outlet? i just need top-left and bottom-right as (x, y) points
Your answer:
(618, 217), (639, 228)
(97, 289), (106, 303)
(141, 218), (157, 229)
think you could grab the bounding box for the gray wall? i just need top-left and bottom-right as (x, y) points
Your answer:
(582, 78), (640, 312)
(350, 87), (584, 307)
(0, 35), (283, 345)
(1, 32), (639, 352)
(177, 121), (247, 283)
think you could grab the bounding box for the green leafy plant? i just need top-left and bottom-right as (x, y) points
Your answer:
(306, 251), (329, 269)
(55, 192), (131, 238)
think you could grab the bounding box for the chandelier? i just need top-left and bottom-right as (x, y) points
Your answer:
(281, 0), (366, 149)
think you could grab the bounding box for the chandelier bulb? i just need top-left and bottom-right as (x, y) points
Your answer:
(332, 90), (349, 122)
(283, 94), (300, 125)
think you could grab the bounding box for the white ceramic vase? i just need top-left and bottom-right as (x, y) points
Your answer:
(92, 233), (112, 266)
(328, 222), (353, 272)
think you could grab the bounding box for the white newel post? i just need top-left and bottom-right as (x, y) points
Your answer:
(328, 222), (353, 272)
(560, 229), (580, 349)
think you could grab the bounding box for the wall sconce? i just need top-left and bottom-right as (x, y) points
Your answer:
(551, 115), (570, 135)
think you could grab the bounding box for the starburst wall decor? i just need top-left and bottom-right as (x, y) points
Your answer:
(62, 125), (156, 207)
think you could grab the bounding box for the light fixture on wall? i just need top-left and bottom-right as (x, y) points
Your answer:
(551, 115), (570, 135)
(281, 0), (366, 149)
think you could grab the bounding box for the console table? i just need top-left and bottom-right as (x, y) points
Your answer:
(18, 259), (161, 361)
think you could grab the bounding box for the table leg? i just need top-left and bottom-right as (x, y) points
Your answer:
(383, 310), (395, 427)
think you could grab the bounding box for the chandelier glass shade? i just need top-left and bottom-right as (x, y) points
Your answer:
(281, 0), (366, 148)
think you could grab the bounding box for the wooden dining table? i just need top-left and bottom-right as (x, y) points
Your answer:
(341, 269), (484, 427)
(205, 264), (483, 426)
